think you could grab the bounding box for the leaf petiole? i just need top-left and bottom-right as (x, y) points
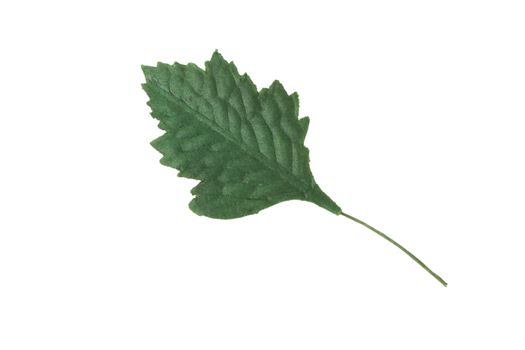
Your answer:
(340, 212), (447, 287)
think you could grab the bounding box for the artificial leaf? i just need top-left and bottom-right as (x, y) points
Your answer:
(142, 51), (340, 219)
(141, 51), (447, 286)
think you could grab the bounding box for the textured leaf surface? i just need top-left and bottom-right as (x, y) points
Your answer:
(142, 51), (340, 219)
(141, 52), (447, 286)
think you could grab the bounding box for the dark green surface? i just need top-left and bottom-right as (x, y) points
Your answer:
(142, 51), (340, 219)
(142, 51), (447, 286)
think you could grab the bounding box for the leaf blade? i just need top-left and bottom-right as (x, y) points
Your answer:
(142, 51), (340, 218)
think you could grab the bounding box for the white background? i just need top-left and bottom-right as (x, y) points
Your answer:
(1, 1), (524, 349)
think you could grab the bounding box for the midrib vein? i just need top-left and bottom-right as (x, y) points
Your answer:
(151, 85), (314, 196)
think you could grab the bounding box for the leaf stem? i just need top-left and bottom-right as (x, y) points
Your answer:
(340, 211), (447, 287)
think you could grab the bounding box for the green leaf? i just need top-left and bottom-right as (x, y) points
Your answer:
(141, 51), (448, 287)
(142, 51), (340, 219)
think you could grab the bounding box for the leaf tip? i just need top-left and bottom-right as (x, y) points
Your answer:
(141, 64), (153, 75)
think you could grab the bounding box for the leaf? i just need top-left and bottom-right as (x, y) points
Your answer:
(141, 51), (447, 286)
(142, 51), (340, 219)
